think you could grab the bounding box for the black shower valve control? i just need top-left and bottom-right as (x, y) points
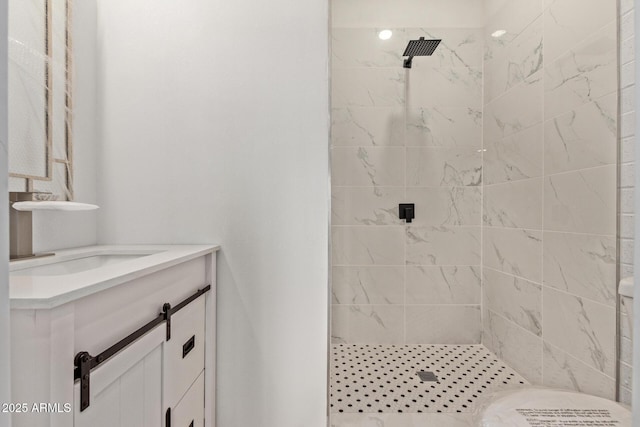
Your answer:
(399, 203), (415, 223)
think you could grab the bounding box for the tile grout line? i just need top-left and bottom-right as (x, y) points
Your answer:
(543, 340), (618, 384)
(482, 266), (617, 310)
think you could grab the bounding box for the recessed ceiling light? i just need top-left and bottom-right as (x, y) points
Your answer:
(378, 29), (393, 40)
(491, 29), (507, 38)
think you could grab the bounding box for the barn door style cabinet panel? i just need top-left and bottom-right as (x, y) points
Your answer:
(9, 245), (219, 427)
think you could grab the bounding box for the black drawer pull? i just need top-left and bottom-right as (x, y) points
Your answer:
(188, 421), (194, 427)
(183, 335), (196, 358)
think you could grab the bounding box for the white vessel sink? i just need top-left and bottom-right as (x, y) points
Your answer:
(10, 254), (152, 276)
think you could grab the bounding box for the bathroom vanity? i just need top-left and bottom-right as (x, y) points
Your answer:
(9, 245), (219, 427)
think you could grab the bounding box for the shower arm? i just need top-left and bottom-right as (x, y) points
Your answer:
(403, 56), (414, 69)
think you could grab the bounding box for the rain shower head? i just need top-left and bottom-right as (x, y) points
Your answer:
(402, 37), (441, 68)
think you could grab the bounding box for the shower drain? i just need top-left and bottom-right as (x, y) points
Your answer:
(417, 371), (438, 382)
(330, 344), (528, 414)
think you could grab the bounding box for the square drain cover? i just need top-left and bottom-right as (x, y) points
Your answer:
(417, 371), (438, 382)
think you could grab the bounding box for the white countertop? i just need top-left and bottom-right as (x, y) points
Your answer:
(10, 245), (219, 309)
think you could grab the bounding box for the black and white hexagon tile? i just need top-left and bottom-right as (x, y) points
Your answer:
(330, 344), (528, 414)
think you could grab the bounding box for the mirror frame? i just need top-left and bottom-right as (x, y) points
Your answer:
(9, 0), (73, 200)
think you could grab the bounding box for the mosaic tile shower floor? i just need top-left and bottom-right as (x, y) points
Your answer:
(330, 344), (528, 414)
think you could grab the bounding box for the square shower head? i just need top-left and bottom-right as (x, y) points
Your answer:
(403, 38), (441, 57)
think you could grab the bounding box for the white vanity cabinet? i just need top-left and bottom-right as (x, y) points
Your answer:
(9, 245), (218, 427)
(73, 326), (165, 427)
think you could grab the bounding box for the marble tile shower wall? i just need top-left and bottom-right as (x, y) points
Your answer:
(482, 0), (618, 399)
(331, 27), (484, 344)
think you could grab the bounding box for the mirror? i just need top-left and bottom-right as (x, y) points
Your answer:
(8, 0), (73, 200)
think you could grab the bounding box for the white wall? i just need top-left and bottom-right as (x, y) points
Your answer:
(31, 0), (98, 253)
(94, 1), (329, 426)
(0, 1), (11, 425)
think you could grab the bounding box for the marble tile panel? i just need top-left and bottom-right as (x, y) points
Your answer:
(483, 178), (543, 230)
(331, 413), (474, 427)
(621, 264), (634, 280)
(620, 60), (636, 88)
(484, 124), (543, 185)
(406, 187), (481, 226)
(484, 72), (543, 141)
(620, 362), (633, 393)
(620, 137), (636, 169)
(483, 227), (542, 282)
(621, 85), (634, 115)
(484, 0), (543, 61)
(544, 0), (617, 63)
(405, 226), (481, 266)
(543, 165), (616, 235)
(620, 8), (635, 40)
(621, 239), (634, 265)
(408, 67), (482, 109)
(621, 110), (635, 138)
(544, 93), (617, 174)
(330, 304), (349, 344)
(620, 296), (633, 339)
(332, 68), (405, 107)
(406, 107), (482, 147)
(621, 29), (635, 65)
(332, 266), (404, 304)
(332, 28), (407, 68)
(406, 147), (482, 187)
(620, 388), (632, 406)
(621, 337), (632, 366)
(405, 305), (481, 344)
(542, 341), (616, 400)
(620, 163), (635, 189)
(543, 287), (616, 376)
(621, 0), (634, 15)
(332, 147), (404, 186)
(620, 62), (634, 89)
(483, 310), (543, 384)
(621, 188), (634, 214)
(332, 187), (405, 226)
(543, 232), (616, 306)
(332, 305), (404, 344)
(544, 23), (617, 119)
(484, 268), (542, 336)
(484, 16), (543, 103)
(331, 107), (405, 147)
(405, 266), (481, 305)
(621, 136), (635, 165)
(406, 27), (484, 68)
(332, 226), (405, 266)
